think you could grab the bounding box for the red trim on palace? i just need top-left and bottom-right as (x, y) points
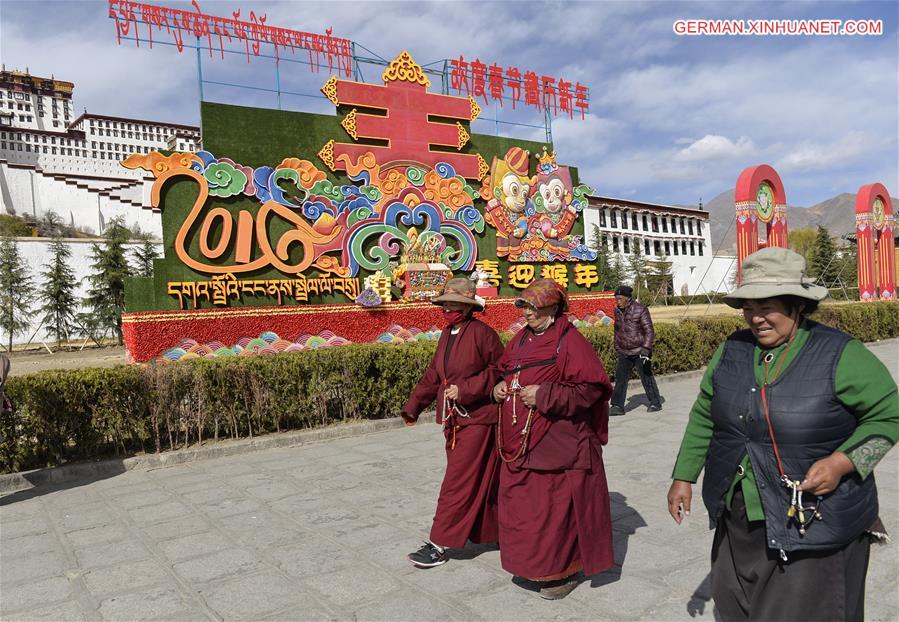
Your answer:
(122, 294), (615, 362)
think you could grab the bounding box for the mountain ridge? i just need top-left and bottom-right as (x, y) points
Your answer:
(684, 190), (898, 253)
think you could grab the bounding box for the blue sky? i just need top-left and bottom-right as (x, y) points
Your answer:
(1, 0), (896, 207)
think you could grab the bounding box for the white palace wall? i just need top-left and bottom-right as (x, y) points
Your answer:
(0, 155), (162, 238)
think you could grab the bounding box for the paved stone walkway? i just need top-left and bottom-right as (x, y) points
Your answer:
(1, 341), (896, 621)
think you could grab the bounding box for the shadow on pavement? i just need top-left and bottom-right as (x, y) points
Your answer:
(450, 540), (499, 561)
(589, 491), (647, 588)
(624, 394), (667, 412)
(687, 572), (721, 620)
(0, 460), (127, 505)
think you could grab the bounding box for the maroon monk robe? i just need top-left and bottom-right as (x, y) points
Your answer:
(497, 318), (614, 580)
(402, 318), (504, 548)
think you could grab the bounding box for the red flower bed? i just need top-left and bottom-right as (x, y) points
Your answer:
(122, 293), (615, 362)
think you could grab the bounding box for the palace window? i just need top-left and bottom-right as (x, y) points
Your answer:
(612, 237), (619, 252)
(651, 216), (659, 232)
(673, 241), (679, 255)
(698, 242), (704, 256)
(623, 237), (630, 253)
(664, 241), (671, 255)
(682, 241), (687, 254)
(688, 220), (694, 235)
(690, 242), (695, 256)
(680, 218), (685, 234)
(599, 210), (606, 227)
(644, 239), (650, 255)
(610, 210), (618, 228)
(654, 241), (661, 256)
(661, 217), (668, 233)
(632, 213), (638, 229)
(622, 212), (628, 229)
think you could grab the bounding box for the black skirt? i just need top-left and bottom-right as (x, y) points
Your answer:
(710, 489), (871, 622)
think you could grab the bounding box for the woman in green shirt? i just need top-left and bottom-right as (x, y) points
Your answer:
(667, 247), (898, 622)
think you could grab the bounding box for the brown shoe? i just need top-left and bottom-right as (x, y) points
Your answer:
(538, 576), (580, 600)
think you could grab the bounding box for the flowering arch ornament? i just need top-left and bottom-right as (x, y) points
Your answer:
(855, 184), (895, 301)
(734, 164), (789, 284)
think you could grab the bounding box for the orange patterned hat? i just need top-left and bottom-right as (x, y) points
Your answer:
(515, 278), (569, 312)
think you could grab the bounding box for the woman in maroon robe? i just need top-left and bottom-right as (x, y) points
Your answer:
(402, 277), (504, 568)
(492, 278), (615, 599)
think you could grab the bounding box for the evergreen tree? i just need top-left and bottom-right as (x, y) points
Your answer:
(82, 217), (132, 345)
(609, 255), (627, 291)
(809, 225), (839, 288)
(38, 237), (78, 348)
(0, 237), (35, 352)
(131, 234), (160, 278)
(646, 254), (674, 300)
(627, 242), (650, 299)
(830, 241), (859, 299)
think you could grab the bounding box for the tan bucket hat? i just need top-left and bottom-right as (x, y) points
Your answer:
(724, 247), (829, 309)
(431, 277), (485, 310)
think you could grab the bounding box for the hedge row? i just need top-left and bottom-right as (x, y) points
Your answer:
(2, 302), (896, 473)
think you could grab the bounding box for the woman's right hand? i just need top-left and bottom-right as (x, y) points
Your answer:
(667, 480), (692, 524)
(492, 381), (508, 402)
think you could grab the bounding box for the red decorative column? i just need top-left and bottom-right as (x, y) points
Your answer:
(856, 184), (895, 301)
(734, 165), (788, 284)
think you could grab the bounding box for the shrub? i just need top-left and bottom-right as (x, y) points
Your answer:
(3, 301), (895, 473)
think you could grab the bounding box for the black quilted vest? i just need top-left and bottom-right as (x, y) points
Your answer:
(702, 322), (878, 553)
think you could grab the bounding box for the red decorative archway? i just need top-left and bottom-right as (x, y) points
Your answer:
(734, 164), (788, 283)
(855, 183), (895, 301)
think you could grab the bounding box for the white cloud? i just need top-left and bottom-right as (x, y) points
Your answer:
(674, 135), (754, 162)
(775, 132), (869, 173)
(551, 114), (624, 161)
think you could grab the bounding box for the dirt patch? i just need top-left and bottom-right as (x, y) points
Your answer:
(648, 303), (741, 322)
(6, 346), (128, 377)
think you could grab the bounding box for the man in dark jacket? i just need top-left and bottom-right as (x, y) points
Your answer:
(610, 285), (662, 415)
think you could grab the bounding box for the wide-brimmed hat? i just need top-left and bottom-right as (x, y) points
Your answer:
(514, 278), (569, 312)
(724, 247), (829, 309)
(431, 277), (485, 311)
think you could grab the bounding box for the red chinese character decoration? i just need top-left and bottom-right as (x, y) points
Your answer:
(318, 51), (487, 181)
(446, 58), (588, 118)
(109, 0), (352, 73)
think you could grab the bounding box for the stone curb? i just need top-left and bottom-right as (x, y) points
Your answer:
(0, 413), (437, 495)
